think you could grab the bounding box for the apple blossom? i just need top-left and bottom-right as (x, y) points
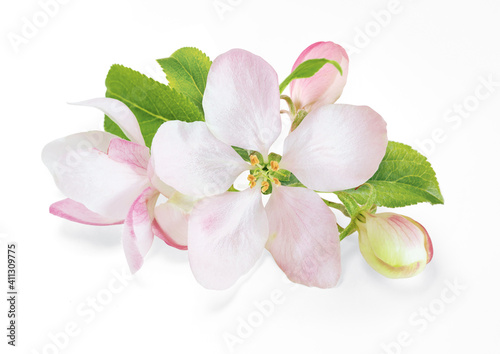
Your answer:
(290, 41), (349, 113)
(151, 49), (388, 289)
(42, 98), (191, 273)
(356, 212), (434, 278)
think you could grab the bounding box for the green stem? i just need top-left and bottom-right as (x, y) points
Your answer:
(280, 110), (292, 119)
(335, 192), (362, 217)
(280, 95), (296, 118)
(339, 220), (358, 241)
(323, 199), (350, 217)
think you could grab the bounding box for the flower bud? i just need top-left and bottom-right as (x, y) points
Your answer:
(356, 212), (433, 279)
(290, 41), (349, 112)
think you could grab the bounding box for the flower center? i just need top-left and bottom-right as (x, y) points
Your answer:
(248, 154), (281, 193)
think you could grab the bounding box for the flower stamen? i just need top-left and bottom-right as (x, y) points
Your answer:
(246, 154), (283, 193)
(250, 155), (259, 166)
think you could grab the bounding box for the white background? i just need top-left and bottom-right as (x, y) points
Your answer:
(1, 0), (500, 353)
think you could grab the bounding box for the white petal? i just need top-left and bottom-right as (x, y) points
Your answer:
(73, 98), (145, 146)
(42, 132), (149, 220)
(203, 49), (282, 154)
(151, 121), (249, 197)
(280, 104), (388, 192)
(266, 186), (341, 288)
(147, 160), (176, 199)
(107, 138), (150, 173)
(188, 187), (268, 290)
(153, 200), (189, 249)
(123, 188), (158, 273)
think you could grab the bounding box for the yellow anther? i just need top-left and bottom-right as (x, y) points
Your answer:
(261, 181), (270, 193)
(270, 161), (279, 171)
(250, 155), (259, 166)
(273, 178), (281, 186)
(250, 181), (257, 189)
(247, 174), (256, 183)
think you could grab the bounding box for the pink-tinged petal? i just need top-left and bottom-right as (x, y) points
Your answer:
(188, 187), (268, 290)
(280, 104), (388, 192)
(366, 214), (427, 266)
(107, 138), (150, 174)
(406, 216), (433, 264)
(290, 41), (349, 112)
(73, 98), (145, 146)
(42, 132), (150, 220)
(151, 121), (249, 197)
(123, 187), (159, 273)
(152, 201), (189, 250)
(265, 186), (341, 288)
(203, 49), (282, 154)
(424, 229), (434, 263)
(50, 199), (124, 226)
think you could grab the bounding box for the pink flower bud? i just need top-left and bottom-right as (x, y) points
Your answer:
(290, 41), (349, 112)
(356, 212), (433, 279)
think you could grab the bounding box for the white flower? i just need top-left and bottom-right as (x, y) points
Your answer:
(151, 49), (388, 289)
(42, 98), (191, 273)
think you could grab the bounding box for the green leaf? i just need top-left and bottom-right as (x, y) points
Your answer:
(104, 64), (204, 147)
(279, 58), (343, 94)
(157, 47), (212, 115)
(343, 141), (444, 208)
(103, 112), (128, 141)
